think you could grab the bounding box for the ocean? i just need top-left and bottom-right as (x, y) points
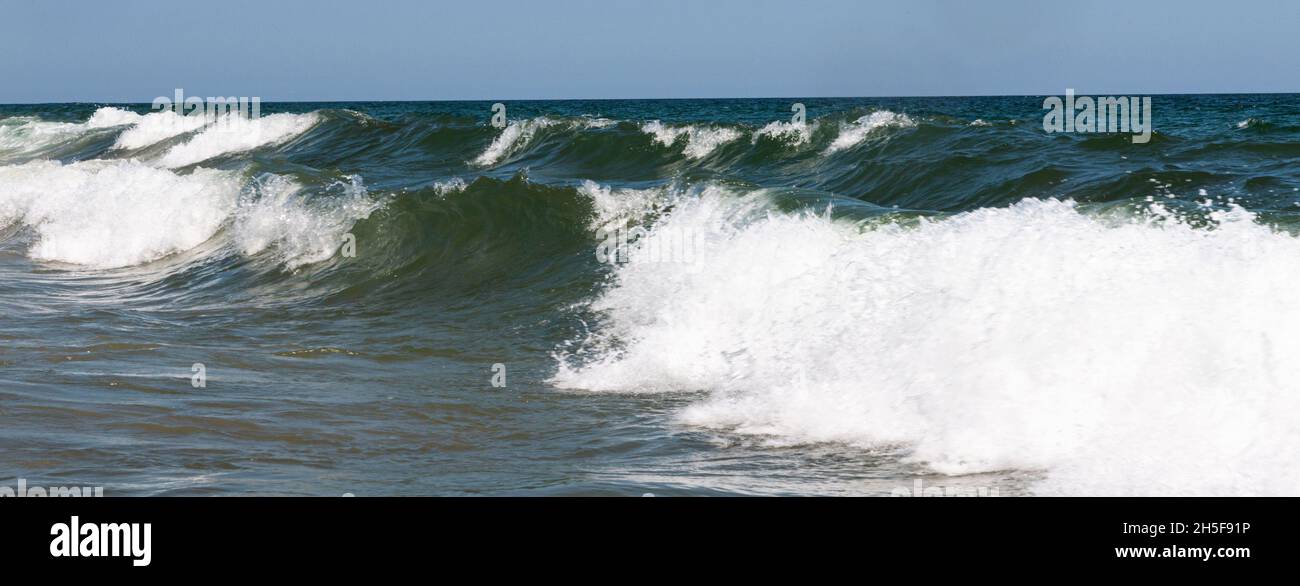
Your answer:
(2, 95), (1299, 496)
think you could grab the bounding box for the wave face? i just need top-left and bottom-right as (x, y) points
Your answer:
(3, 95), (1300, 496)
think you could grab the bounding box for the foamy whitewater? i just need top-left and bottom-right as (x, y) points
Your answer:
(0, 107), (339, 269)
(0, 160), (241, 267)
(554, 187), (1300, 496)
(0, 159), (373, 269)
(112, 109), (212, 150)
(3, 96), (1298, 496)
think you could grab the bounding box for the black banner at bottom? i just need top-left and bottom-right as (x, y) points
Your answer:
(0, 497), (1285, 574)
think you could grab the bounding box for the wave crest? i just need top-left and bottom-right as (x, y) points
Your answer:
(159, 112), (320, 168)
(640, 121), (743, 159)
(824, 110), (915, 154)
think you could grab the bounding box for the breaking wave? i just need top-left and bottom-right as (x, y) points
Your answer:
(554, 184), (1300, 496)
(0, 159), (372, 269)
(640, 121), (744, 159)
(158, 112), (320, 168)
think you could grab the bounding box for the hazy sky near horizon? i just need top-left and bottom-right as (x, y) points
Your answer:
(2, 0), (1297, 103)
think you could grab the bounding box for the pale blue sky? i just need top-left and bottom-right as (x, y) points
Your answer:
(2, 0), (1297, 103)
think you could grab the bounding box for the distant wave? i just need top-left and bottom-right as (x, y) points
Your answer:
(111, 108), (212, 150)
(0, 108), (138, 161)
(474, 117), (560, 166)
(3, 107), (934, 176)
(752, 119), (817, 145)
(823, 111), (915, 154)
(0, 107), (320, 168)
(640, 121), (743, 159)
(159, 112), (319, 168)
(473, 116), (616, 166)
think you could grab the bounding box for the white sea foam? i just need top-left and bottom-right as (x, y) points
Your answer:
(0, 118), (77, 154)
(555, 186), (1300, 496)
(85, 107), (144, 129)
(234, 174), (381, 270)
(753, 120), (815, 145)
(473, 118), (558, 166)
(641, 121), (742, 159)
(112, 110), (213, 150)
(0, 107), (233, 160)
(0, 158), (377, 270)
(580, 117), (617, 129)
(0, 160), (241, 268)
(824, 110), (915, 154)
(578, 180), (673, 229)
(158, 113), (320, 168)
(429, 177), (469, 196)
(0, 107), (140, 159)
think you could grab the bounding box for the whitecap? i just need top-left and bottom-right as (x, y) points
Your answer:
(555, 187), (1300, 496)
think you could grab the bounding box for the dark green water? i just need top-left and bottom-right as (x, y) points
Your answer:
(2, 95), (1299, 496)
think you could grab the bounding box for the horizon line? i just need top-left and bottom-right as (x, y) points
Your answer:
(3, 90), (1299, 107)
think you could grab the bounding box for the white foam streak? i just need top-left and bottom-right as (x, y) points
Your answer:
(159, 113), (319, 168)
(473, 118), (558, 166)
(85, 107), (144, 129)
(112, 110), (213, 150)
(555, 188), (1300, 496)
(641, 121), (742, 159)
(824, 111), (915, 154)
(753, 120), (815, 145)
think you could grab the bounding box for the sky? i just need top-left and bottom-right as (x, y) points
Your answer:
(1, 0), (1297, 103)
